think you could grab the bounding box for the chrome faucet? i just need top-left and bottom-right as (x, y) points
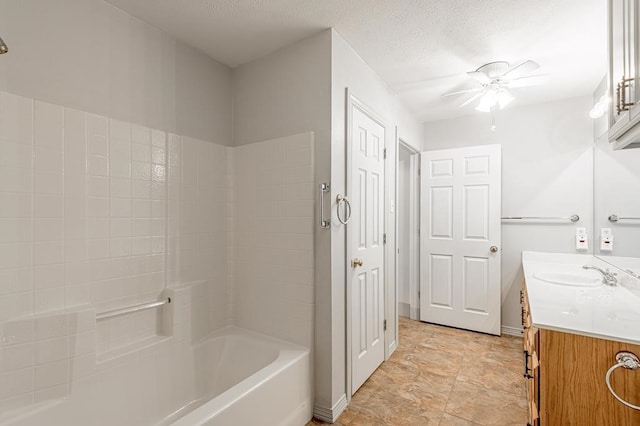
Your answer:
(583, 265), (617, 286)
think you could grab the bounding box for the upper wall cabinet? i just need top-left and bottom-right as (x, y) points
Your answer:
(609, 0), (640, 149)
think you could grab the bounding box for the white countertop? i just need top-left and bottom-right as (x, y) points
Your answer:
(522, 251), (640, 345)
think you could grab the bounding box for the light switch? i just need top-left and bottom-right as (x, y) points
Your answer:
(576, 227), (588, 250)
(601, 228), (613, 252)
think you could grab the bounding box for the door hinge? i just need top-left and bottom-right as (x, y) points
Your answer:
(383, 319), (387, 331)
(383, 233), (387, 244)
(383, 148), (387, 159)
(418, 168), (421, 176)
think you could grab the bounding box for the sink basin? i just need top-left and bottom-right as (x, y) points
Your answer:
(533, 271), (602, 287)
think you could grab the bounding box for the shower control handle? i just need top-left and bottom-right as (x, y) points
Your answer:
(351, 258), (363, 268)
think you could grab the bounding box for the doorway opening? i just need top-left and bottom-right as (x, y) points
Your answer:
(397, 141), (421, 320)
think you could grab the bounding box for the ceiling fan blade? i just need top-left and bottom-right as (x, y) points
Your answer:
(442, 87), (483, 97)
(503, 60), (540, 80)
(467, 71), (491, 84)
(458, 92), (483, 108)
(507, 74), (549, 88)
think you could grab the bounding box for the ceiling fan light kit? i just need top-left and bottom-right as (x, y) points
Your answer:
(475, 88), (514, 112)
(445, 60), (542, 114)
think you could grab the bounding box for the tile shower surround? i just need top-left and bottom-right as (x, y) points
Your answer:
(0, 91), (314, 415)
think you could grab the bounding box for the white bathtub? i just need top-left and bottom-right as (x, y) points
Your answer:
(165, 328), (312, 426)
(1, 327), (312, 426)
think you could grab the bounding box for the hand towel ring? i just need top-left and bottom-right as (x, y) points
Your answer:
(336, 194), (352, 225)
(605, 352), (640, 411)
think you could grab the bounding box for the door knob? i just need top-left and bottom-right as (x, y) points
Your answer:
(490, 246), (499, 253)
(351, 258), (364, 268)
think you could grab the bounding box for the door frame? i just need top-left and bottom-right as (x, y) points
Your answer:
(345, 89), (390, 399)
(397, 139), (421, 320)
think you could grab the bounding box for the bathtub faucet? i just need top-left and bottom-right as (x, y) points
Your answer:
(583, 265), (617, 286)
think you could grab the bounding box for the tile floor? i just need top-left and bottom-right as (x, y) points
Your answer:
(309, 317), (527, 425)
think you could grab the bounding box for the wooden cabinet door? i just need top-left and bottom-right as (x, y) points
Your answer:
(541, 330), (640, 425)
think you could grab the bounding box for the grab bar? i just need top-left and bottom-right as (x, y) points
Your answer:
(320, 183), (330, 229)
(96, 297), (171, 321)
(501, 215), (580, 223)
(609, 214), (640, 223)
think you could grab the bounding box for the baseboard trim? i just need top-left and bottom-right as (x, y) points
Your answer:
(399, 303), (421, 320)
(387, 339), (398, 359)
(501, 325), (523, 337)
(410, 307), (420, 320)
(398, 302), (410, 318)
(313, 394), (348, 423)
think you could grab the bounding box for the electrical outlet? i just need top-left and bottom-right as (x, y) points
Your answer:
(576, 227), (588, 250)
(600, 228), (613, 252)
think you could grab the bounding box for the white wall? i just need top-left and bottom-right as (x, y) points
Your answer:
(422, 96), (594, 331)
(232, 32), (331, 148)
(231, 30), (333, 417)
(0, 0), (232, 145)
(327, 29), (423, 416)
(231, 27), (424, 418)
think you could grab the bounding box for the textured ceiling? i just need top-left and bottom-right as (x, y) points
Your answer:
(104, 0), (607, 122)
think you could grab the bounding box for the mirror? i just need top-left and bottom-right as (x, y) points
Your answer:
(593, 79), (640, 277)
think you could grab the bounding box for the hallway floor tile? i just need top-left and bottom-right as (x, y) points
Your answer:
(308, 317), (527, 425)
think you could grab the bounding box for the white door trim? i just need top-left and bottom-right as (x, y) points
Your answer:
(398, 140), (421, 320)
(345, 89), (388, 399)
(386, 127), (398, 359)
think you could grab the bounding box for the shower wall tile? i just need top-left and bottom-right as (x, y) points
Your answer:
(232, 132), (314, 348)
(166, 133), (231, 334)
(0, 309), (96, 411)
(0, 90), (316, 416)
(1, 343), (34, 372)
(0, 93), (34, 322)
(0, 92), (176, 358)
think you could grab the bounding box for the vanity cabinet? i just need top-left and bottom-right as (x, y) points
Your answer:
(521, 281), (540, 426)
(608, 0), (640, 149)
(521, 280), (640, 425)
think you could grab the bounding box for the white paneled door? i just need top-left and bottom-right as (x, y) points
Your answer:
(348, 103), (385, 394)
(419, 145), (501, 335)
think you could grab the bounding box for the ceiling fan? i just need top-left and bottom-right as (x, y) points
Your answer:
(444, 60), (544, 112)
